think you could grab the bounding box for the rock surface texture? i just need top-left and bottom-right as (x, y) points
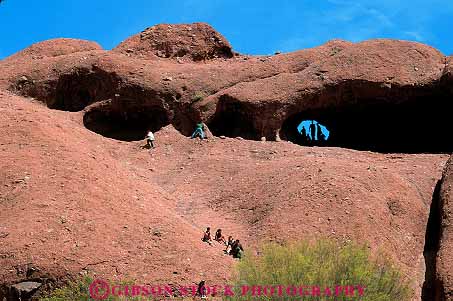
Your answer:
(0, 23), (452, 300)
(436, 156), (453, 300)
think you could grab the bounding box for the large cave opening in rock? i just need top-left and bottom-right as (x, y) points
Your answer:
(281, 96), (453, 153)
(209, 101), (259, 140)
(51, 68), (119, 112)
(83, 105), (170, 141)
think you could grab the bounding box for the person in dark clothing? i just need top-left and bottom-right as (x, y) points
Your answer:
(214, 229), (226, 244)
(197, 280), (207, 299)
(201, 227), (212, 245)
(309, 121), (317, 141)
(230, 239), (244, 259)
(224, 236), (234, 254)
(300, 127), (309, 143)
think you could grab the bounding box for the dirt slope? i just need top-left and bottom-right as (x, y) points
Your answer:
(0, 90), (234, 298)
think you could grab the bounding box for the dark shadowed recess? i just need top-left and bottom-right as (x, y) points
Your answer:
(281, 93), (453, 153)
(50, 68), (120, 111)
(83, 105), (170, 141)
(421, 180), (445, 301)
(208, 98), (260, 140)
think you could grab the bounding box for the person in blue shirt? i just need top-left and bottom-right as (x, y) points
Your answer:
(191, 122), (205, 139)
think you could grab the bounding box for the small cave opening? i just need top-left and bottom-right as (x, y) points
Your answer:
(209, 101), (259, 140)
(172, 109), (199, 137)
(281, 96), (453, 153)
(51, 68), (119, 112)
(83, 105), (170, 141)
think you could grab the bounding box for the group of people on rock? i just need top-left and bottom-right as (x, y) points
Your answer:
(202, 227), (244, 259)
(145, 119), (330, 149)
(145, 122), (206, 149)
(300, 120), (326, 144)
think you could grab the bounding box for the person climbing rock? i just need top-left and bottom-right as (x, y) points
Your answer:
(191, 122), (205, 139)
(146, 130), (155, 148)
(201, 227), (212, 245)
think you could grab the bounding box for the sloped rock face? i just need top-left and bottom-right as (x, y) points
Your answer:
(113, 22), (234, 61)
(3, 38), (102, 61)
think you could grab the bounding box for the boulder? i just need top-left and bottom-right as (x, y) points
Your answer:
(11, 281), (42, 299)
(113, 23), (234, 61)
(4, 38), (102, 61)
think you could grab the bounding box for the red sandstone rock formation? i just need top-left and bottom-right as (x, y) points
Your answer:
(113, 23), (234, 61)
(3, 38), (102, 61)
(0, 23), (452, 300)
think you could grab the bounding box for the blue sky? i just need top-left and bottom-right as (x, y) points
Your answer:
(297, 120), (330, 141)
(1, 0), (453, 59)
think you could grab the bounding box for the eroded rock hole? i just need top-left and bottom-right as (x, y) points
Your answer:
(51, 68), (119, 111)
(83, 105), (169, 141)
(281, 97), (453, 153)
(209, 101), (259, 140)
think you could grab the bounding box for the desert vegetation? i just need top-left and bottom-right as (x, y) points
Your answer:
(229, 240), (413, 300)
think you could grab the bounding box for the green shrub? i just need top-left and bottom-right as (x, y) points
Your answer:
(39, 276), (142, 301)
(229, 239), (413, 300)
(40, 276), (94, 301)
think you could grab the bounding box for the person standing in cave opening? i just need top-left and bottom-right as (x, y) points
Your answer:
(300, 127), (309, 144)
(191, 122), (205, 139)
(316, 123), (326, 143)
(146, 130), (155, 148)
(309, 120), (317, 142)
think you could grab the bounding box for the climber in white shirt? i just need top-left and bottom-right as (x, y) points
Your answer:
(146, 130), (155, 148)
